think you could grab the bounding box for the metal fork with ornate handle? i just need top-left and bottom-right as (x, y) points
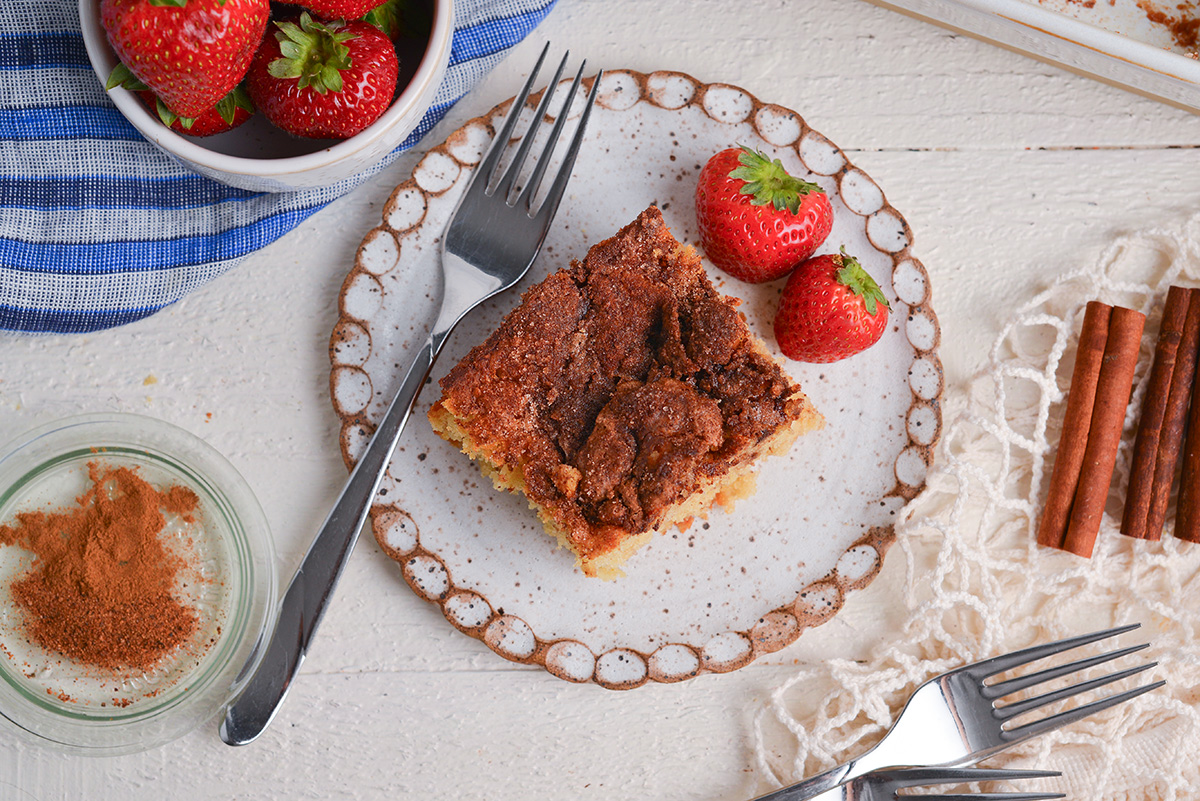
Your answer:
(219, 45), (601, 746)
(807, 767), (1063, 801)
(756, 624), (1162, 800)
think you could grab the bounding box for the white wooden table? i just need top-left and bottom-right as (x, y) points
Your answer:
(3, 0), (1198, 797)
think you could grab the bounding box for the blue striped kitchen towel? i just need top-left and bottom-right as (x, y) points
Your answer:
(0, 0), (557, 334)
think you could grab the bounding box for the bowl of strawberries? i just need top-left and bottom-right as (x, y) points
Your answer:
(79, 0), (453, 192)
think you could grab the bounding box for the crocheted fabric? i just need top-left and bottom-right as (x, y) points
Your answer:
(756, 215), (1200, 799)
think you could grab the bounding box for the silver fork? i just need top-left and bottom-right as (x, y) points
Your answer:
(804, 767), (1063, 801)
(758, 624), (1163, 800)
(219, 45), (601, 746)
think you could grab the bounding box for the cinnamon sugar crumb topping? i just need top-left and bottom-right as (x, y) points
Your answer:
(432, 206), (808, 557)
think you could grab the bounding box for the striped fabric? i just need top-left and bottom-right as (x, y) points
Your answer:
(0, 0), (557, 334)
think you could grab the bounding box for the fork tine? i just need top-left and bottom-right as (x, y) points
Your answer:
(905, 794), (1064, 801)
(517, 60), (586, 211)
(1001, 679), (1165, 743)
(492, 51), (569, 202)
(533, 70), (602, 224)
(882, 768), (1061, 788)
(474, 43), (551, 192)
(966, 624), (1141, 680)
(885, 768), (1063, 801)
(994, 662), (1156, 720)
(983, 643), (1148, 699)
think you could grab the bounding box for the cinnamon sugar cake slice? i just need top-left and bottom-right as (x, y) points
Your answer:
(428, 206), (823, 579)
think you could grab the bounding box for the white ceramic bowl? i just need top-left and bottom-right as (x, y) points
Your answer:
(78, 0), (453, 192)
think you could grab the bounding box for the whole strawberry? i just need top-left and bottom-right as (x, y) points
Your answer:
(695, 145), (833, 283)
(246, 13), (399, 140)
(774, 249), (890, 363)
(295, 0), (383, 19)
(137, 87), (254, 137)
(100, 0), (269, 119)
(108, 62), (254, 136)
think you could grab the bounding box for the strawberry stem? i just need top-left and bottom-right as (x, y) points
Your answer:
(835, 249), (890, 316)
(268, 12), (358, 94)
(729, 145), (824, 214)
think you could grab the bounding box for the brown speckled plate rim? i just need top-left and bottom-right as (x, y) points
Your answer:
(329, 69), (943, 689)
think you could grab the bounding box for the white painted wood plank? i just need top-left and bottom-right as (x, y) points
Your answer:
(1, 667), (802, 801)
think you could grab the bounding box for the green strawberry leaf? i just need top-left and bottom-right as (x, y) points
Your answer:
(147, 0), (189, 6)
(214, 85), (254, 125)
(154, 98), (198, 130)
(364, 0), (404, 38)
(320, 64), (344, 93)
(105, 62), (148, 92)
(152, 97), (183, 128)
(213, 96), (234, 126)
(835, 249), (890, 316)
(365, 0), (433, 38)
(268, 12), (356, 94)
(729, 145), (824, 214)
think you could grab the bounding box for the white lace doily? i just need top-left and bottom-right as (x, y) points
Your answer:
(756, 214), (1200, 799)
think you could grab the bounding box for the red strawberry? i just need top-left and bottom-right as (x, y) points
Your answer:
(137, 87), (254, 136)
(245, 13), (399, 140)
(108, 62), (253, 136)
(695, 146), (833, 283)
(774, 249), (890, 363)
(295, 0), (383, 19)
(100, 0), (269, 119)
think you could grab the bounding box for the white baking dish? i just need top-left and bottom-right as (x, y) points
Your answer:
(874, 0), (1200, 113)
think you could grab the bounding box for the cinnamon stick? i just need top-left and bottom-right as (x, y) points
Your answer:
(1121, 286), (1196, 540)
(1175, 293), (1200, 543)
(1061, 306), (1145, 558)
(1037, 301), (1112, 549)
(1144, 288), (1200, 539)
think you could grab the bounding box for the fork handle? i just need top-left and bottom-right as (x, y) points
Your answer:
(219, 333), (442, 746)
(751, 747), (895, 801)
(750, 765), (854, 801)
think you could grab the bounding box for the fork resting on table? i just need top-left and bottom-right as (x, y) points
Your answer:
(804, 767), (1063, 801)
(219, 44), (601, 746)
(757, 624), (1162, 800)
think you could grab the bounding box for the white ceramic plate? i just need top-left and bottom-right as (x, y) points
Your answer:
(330, 70), (943, 688)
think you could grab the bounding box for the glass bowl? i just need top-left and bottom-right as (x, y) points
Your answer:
(0, 413), (277, 755)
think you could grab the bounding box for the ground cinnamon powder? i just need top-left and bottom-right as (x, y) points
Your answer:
(0, 462), (200, 672)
